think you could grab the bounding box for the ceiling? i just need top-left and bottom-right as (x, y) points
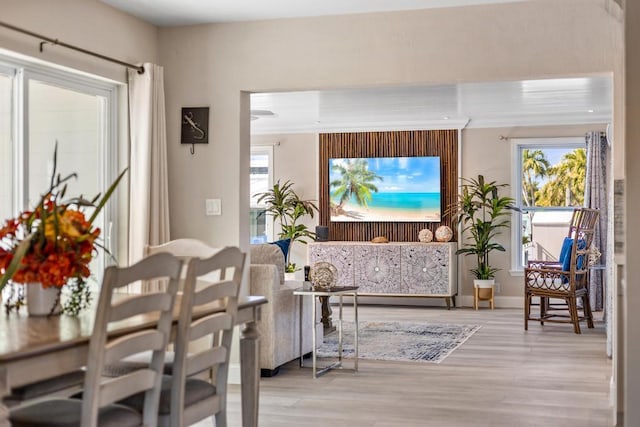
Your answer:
(100, 0), (527, 26)
(98, 0), (612, 135)
(250, 76), (612, 135)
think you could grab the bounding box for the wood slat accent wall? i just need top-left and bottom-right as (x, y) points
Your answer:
(319, 130), (458, 242)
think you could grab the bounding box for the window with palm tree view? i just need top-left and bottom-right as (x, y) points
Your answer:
(516, 140), (586, 268)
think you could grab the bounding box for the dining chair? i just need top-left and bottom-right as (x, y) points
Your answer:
(4, 241), (214, 406)
(102, 238), (222, 377)
(524, 207), (599, 334)
(9, 252), (183, 427)
(120, 245), (245, 427)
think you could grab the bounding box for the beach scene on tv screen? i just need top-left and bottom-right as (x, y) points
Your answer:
(329, 156), (441, 222)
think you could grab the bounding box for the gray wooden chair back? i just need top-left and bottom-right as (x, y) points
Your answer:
(145, 238), (221, 259)
(82, 252), (183, 426)
(167, 246), (245, 427)
(145, 238), (221, 292)
(102, 239), (224, 379)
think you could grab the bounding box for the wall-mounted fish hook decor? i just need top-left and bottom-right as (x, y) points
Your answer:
(181, 107), (209, 155)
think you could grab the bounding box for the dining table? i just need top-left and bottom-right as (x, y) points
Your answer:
(0, 294), (267, 427)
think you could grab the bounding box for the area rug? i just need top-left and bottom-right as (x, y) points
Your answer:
(316, 321), (481, 363)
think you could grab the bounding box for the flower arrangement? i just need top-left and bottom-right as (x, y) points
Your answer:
(0, 144), (126, 315)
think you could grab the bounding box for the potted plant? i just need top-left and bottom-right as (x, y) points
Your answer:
(256, 180), (318, 275)
(0, 143), (127, 316)
(448, 175), (516, 293)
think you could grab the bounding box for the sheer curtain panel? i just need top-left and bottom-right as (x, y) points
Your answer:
(128, 63), (171, 293)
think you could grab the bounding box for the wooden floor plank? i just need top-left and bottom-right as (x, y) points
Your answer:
(196, 306), (612, 427)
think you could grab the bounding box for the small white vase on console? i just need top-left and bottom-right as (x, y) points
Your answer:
(26, 283), (62, 316)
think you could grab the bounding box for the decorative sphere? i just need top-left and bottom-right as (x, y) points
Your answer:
(435, 225), (453, 242)
(418, 228), (433, 243)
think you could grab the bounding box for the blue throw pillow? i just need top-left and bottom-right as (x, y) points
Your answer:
(558, 237), (573, 264)
(561, 238), (573, 272)
(269, 239), (290, 261)
(561, 238), (587, 273)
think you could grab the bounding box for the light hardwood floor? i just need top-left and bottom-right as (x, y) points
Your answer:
(205, 305), (612, 427)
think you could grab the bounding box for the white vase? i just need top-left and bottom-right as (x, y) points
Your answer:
(26, 283), (63, 316)
(473, 279), (495, 288)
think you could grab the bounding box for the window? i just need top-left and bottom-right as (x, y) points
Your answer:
(511, 138), (586, 272)
(0, 55), (120, 289)
(0, 69), (12, 223)
(249, 146), (273, 243)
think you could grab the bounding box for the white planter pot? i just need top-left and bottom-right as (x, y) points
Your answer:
(473, 279), (495, 288)
(284, 272), (297, 281)
(26, 283), (62, 316)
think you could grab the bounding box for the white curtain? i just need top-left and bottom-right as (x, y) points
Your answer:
(127, 63), (170, 292)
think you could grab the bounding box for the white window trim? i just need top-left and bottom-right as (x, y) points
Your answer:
(250, 145), (274, 241)
(509, 137), (585, 275)
(0, 51), (121, 268)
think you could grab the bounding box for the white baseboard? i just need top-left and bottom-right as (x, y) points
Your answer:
(459, 295), (523, 309)
(336, 295), (524, 309)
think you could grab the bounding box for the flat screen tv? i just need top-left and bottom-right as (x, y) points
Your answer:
(329, 156), (441, 222)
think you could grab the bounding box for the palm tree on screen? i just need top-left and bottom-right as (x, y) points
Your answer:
(330, 159), (382, 213)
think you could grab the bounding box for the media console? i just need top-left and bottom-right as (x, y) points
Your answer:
(308, 241), (458, 309)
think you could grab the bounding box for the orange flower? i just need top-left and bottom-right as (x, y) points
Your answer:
(0, 144), (127, 315)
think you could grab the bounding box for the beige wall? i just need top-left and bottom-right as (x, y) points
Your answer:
(158, 0), (621, 253)
(460, 124), (608, 298)
(0, 0), (622, 302)
(0, 0), (158, 83)
(625, 1), (639, 425)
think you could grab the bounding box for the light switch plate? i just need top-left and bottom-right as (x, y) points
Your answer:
(205, 198), (221, 216)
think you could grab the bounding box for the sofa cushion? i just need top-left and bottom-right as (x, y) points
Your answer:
(250, 243), (285, 284)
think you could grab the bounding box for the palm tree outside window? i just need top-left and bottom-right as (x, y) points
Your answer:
(515, 140), (586, 269)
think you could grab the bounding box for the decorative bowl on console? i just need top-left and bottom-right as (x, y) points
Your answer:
(309, 262), (337, 290)
(418, 228), (433, 243)
(435, 225), (453, 242)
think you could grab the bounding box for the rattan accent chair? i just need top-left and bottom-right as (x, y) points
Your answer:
(524, 208), (599, 334)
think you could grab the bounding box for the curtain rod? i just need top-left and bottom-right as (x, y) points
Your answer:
(0, 20), (145, 74)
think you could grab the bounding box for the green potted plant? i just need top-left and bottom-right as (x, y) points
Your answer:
(256, 180), (318, 274)
(448, 175), (516, 292)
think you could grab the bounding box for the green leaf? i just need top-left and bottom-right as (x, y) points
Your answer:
(88, 168), (128, 225)
(447, 174), (515, 279)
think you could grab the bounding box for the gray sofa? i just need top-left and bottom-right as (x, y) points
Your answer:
(249, 244), (322, 376)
